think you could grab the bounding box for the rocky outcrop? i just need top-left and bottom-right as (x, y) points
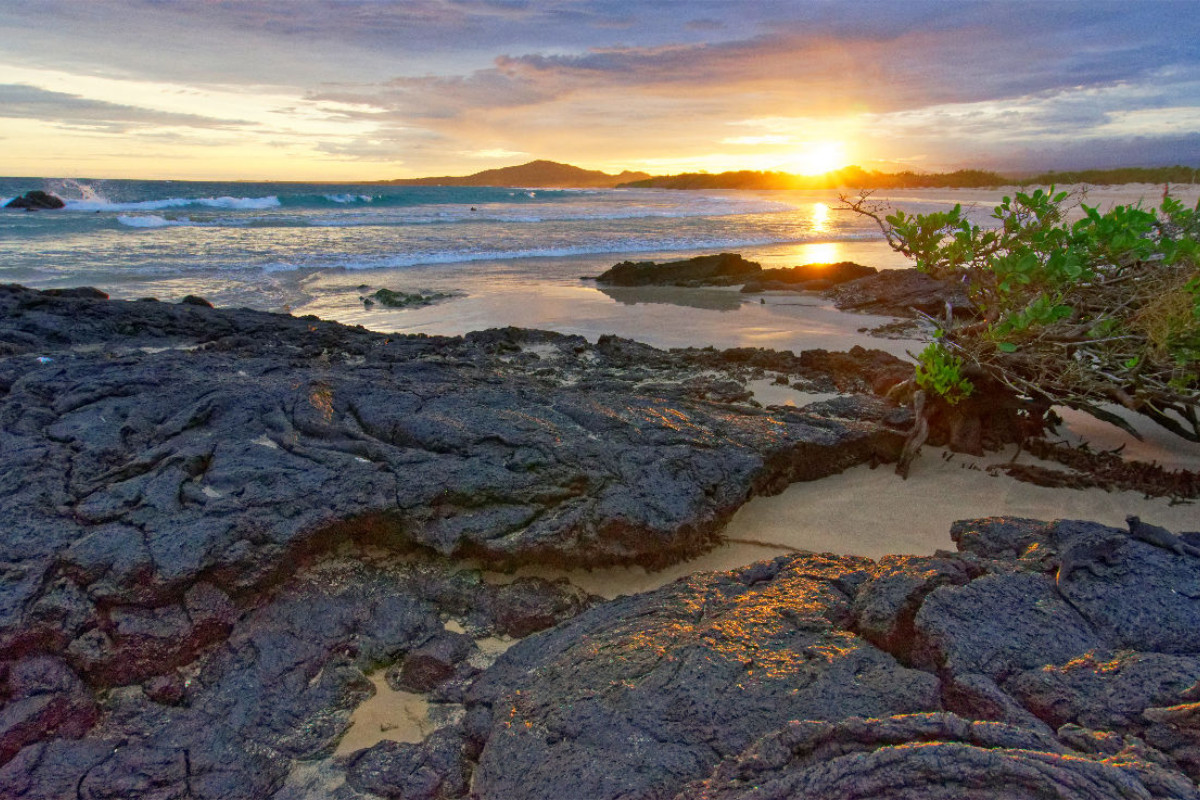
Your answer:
(825, 267), (973, 318)
(0, 557), (597, 799)
(458, 516), (1200, 800)
(592, 252), (762, 286)
(4, 191), (65, 210)
(362, 288), (459, 309)
(0, 284), (906, 694)
(677, 713), (1199, 799)
(5, 285), (1200, 798)
(466, 554), (940, 800)
(741, 261), (877, 293)
(591, 253), (875, 292)
(4, 501), (1200, 798)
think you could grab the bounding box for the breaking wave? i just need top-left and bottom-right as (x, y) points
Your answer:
(71, 196), (282, 212)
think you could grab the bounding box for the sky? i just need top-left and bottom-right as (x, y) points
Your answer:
(0, 0), (1197, 180)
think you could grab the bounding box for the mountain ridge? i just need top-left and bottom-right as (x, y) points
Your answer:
(385, 159), (650, 188)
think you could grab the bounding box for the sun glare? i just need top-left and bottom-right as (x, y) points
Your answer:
(811, 202), (830, 234)
(785, 142), (848, 176)
(791, 242), (842, 264)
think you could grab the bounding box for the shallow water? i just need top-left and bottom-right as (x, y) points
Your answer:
(6, 180), (1192, 343)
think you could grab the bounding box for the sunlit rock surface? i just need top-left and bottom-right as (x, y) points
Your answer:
(3, 287), (1200, 798)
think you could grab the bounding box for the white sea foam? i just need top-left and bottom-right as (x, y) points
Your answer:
(323, 193), (373, 204)
(117, 214), (192, 228)
(68, 195), (281, 212)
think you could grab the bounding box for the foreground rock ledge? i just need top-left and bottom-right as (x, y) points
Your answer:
(5, 286), (1199, 798)
(0, 285), (907, 680)
(3, 516), (1200, 799)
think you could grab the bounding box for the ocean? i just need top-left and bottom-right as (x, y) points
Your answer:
(2, 177), (1192, 351)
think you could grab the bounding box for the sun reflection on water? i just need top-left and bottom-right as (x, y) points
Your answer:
(811, 202), (830, 234)
(795, 241), (841, 264)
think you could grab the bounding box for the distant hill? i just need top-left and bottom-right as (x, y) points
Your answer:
(618, 164), (1199, 190)
(386, 160), (651, 188)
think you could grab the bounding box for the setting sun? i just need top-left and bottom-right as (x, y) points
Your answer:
(783, 142), (849, 176)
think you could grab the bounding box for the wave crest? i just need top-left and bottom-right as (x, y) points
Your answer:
(70, 195), (281, 212)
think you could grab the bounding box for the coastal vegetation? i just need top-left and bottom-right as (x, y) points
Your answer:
(845, 188), (1200, 446)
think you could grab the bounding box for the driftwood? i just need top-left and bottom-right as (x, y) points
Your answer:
(896, 390), (930, 478)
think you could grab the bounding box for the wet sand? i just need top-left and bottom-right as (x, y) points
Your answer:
(335, 618), (516, 755)
(334, 673), (431, 755)
(297, 269), (916, 358)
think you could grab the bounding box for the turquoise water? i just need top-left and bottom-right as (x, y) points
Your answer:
(6, 178), (1183, 340)
(0, 178), (895, 303)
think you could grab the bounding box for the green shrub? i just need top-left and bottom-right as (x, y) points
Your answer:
(846, 189), (1200, 442)
(914, 342), (974, 405)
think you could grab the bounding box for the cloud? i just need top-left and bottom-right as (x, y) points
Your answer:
(0, 83), (249, 133)
(0, 1), (1196, 175)
(969, 133), (1200, 173)
(310, 4), (1199, 129)
(463, 148), (531, 159)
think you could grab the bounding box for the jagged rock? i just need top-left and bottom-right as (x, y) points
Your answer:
(491, 577), (593, 639)
(5, 283), (1200, 797)
(674, 344), (913, 396)
(366, 288), (457, 309)
(389, 633), (474, 693)
(825, 267), (972, 318)
(593, 252), (761, 286)
(676, 713), (1200, 799)
(912, 571), (1106, 678)
(941, 671), (1055, 734)
(851, 553), (978, 660)
(1048, 519), (1200, 654)
(1008, 651), (1200, 732)
(594, 255), (873, 291)
(466, 554), (941, 800)
(741, 262), (877, 294)
(343, 727), (469, 799)
(4, 191), (65, 210)
(0, 285), (903, 686)
(0, 557), (594, 795)
(5, 513), (1200, 797)
(0, 739), (115, 799)
(1143, 700), (1200, 780)
(795, 347), (914, 395)
(950, 516), (1055, 560)
(0, 657), (97, 764)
